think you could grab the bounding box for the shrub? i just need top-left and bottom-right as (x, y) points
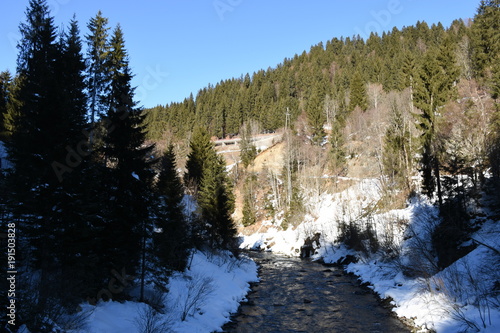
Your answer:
(432, 198), (476, 269)
(337, 219), (379, 254)
(134, 305), (173, 333)
(179, 275), (215, 321)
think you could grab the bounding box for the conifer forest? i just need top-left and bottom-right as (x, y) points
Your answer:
(1, 1), (500, 332)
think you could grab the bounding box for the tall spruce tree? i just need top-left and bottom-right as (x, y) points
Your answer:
(56, 17), (88, 152)
(241, 174), (257, 227)
(0, 73), (22, 140)
(185, 126), (213, 190)
(99, 24), (154, 283)
(348, 70), (368, 111)
(402, 51), (417, 111)
(307, 79), (327, 145)
(6, 1), (95, 326)
(414, 43), (459, 205)
(153, 145), (190, 276)
(329, 113), (347, 175)
(198, 150), (237, 250)
(0, 71), (11, 140)
(240, 122), (257, 168)
(51, 17), (106, 306)
(383, 100), (412, 190)
(9, 0), (60, 190)
(471, 0), (500, 80)
(9, 0), (68, 276)
(471, 1), (500, 187)
(86, 11), (110, 144)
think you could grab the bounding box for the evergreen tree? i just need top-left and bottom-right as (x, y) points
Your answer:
(402, 50), (417, 110)
(99, 24), (154, 282)
(181, 93), (196, 134)
(256, 80), (276, 131)
(240, 121), (257, 168)
(414, 44), (459, 205)
(241, 172), (257, 227)
(492, 61), (500, 103)
(185, 126), (213, 189)
(471, 0), (500, 80)
(1, 74), (22, 140)
(226, 80), (244, 135)
(307, 79), (327, 145)
(348, 70), (368, 111)
(242, 193), (256, 227)
(0, 71), (10, 139)
(329, 115), (346, 176)
(198, 151), (237, 250)
(56, 17), (88, 153)
(5, 1), (96, 325)
(383, 100), (412, 190)
(86, 11), (110, 143)
(9, 0), (60, 188)
(9, 0), (72, 276)
(142, 105), (167, 141)
(51, 16), (116, 305)
(49, 17), (101, 306)
(153, 145), (190, 283)
(471, 2), (500, 187)
(213, 84), (229, 138)
(282, 161), (305, 231)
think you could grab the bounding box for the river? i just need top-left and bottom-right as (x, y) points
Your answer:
(222, 252), (410, 333)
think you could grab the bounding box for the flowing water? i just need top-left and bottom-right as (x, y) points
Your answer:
(223, 252), (410, 333)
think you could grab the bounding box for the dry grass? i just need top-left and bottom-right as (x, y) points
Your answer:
(248, 142), (284, 173)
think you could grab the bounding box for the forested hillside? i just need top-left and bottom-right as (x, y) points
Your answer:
(144, 5), (498, 144)
(1, 0), (499, 331)
(144, 0), (500, 232)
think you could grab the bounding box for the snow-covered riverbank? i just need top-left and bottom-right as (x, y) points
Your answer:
(240, 179), (500, 332)
(44, 251), (258, 333)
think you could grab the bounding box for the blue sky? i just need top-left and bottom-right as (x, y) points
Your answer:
(1, 0), (479, 108)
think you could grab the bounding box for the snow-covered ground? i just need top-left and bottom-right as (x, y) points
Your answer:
(240, 179), (500, 332)
(0, 140), (12, 170)
(69, 250), (258, 333)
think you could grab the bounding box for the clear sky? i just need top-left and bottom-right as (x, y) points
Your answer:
(0, 0), (479, 108)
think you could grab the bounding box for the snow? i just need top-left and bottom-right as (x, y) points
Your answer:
(14, 177), (499, 332)
(241, 178), (383, 256)
(0, 140), (12, 170)
(79, 301), (147, 333)
(74, 250), (258, 333)
(240, 178), (500, 332)
(344, 233), (500, 333)
(168, 251), (258, 332)
(182, 194), (198, 216)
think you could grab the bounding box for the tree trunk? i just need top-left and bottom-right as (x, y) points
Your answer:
(434, 156), (443, 207)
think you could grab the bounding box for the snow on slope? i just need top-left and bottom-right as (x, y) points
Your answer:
(240, 179), (500, 332)
(240, 178), (383, 255)
(75, 250), (258, 333)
